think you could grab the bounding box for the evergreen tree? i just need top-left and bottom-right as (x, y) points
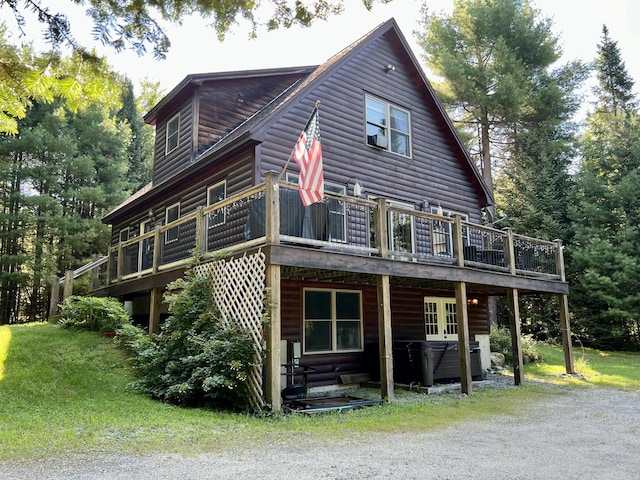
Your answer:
(568, 26), (640, 350)
(0, 99), (130, 324)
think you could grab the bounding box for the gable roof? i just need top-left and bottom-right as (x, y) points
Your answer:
(104, 18), (492, 224)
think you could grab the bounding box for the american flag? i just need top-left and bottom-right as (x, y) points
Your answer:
(293, 106), (324, 206)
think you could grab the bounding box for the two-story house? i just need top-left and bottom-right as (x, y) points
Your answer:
(99, 18), (573, 411)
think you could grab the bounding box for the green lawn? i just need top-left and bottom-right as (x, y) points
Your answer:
(1, 323), (638, 461)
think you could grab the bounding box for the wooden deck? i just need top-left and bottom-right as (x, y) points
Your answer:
(96, 172), (568, 298)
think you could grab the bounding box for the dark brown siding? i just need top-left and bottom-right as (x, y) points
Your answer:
(259, 32), (484, 222)
(280, 280), (489, 387)
(111, 148), (255, 247)
(153, 98), (194, 185)
(196, 75), (305, 156)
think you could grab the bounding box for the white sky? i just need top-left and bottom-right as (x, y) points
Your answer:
(5, 1), (640, 105)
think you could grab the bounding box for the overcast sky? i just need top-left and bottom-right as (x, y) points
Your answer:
(6, 1), (640, 105)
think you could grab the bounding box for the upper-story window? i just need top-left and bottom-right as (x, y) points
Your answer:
(166, 114), (180, 154)
(165, 203), (180, 244)
(207, 181), (226, 228)
(365, 95), (411, 157)
(119, 228), (129, 243)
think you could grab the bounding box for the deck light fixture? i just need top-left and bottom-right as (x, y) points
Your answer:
(384, 63), (395, 73)
(353, 179), (363, 197)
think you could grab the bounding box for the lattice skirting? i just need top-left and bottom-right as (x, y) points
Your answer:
(193, 251), (266, 410)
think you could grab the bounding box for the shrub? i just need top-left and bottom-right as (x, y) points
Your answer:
(58, 296), (131, 333)
(126, 269), (262, 412)
(490, 326), (542, 364)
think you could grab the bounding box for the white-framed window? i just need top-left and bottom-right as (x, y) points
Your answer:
(119, 228), (129, 243)
(388, 200), (415, 255)
(365, 95), (411, 157)
(165, 203), (180, 244)
(424, 297), (458, 341)
(303, 288), (363, 354)
(207, 181), (226, 228)
(138, 219), (154, 271)
(431, 207), (469, 256)
(166, 114), (180, 154)
(286, 173), (347, 242)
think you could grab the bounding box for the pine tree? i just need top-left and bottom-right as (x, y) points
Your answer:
(568, 26), (640, 350)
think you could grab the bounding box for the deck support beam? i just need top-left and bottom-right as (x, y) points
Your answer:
(377, 274), (394, 402)
(454, 281), (472, 395)
(507, 288), (524, 385)
(265, 264), (282, 412)
(559, 294), (574, 374)
(149, 287), (163, 335)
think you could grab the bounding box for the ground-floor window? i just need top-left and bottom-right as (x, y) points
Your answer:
(424, 297), (457, 341)
(303, 288), (363, 354)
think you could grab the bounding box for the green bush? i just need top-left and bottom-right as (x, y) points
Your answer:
(490, 326), (542, 364)
(125, 269), (263, 412)
(57, 296), (131, 333)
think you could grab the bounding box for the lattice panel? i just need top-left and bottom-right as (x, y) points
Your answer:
(193, 251), (266, 411)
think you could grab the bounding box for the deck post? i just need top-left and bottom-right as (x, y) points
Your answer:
(265, 172), (280, 245)
(91, 253), (100, 291)
(195, 205), (206, 255)
(454, 282), (472, 394)
(375, 198), (389, 258)
(555, 238), (574, 374)
(62, 270), (74, 301)
(376, 274), (394, 402)
(265, 264), (282, 412)
(507, 288), (524, 385)
(504, 228), (516, 275)
(452, 215), (465, 267)
(48, 276), (60, 318)
(149, 287), (163, 335)
(117, 241), (124, 282)
(152, 226), (161, 274)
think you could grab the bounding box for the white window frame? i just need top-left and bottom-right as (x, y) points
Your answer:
(165, 202), (180, 244)
(365, 95), (411, 157)
(424, 297), (458, 341)
(166, 114), (180, 154)
(138, 219), (153, 271)
(207, 181), (227, 228)
(303, 288), (363, 354)
(388, 200), (415, 256)
(431, 207), (469, 256)
(119, 228), (129, 243)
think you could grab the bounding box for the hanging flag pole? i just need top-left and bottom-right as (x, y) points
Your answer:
(279, 101), (324, 206)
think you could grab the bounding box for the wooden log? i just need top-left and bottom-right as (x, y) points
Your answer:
(507, 288), (524, 385)
(377, 274), (394, 402)
(454, 282), (472, 394)
(265, 263), (282, 411)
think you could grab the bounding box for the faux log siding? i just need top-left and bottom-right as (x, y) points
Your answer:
(259, 32), (484, 223)
(152, 98), (194, 185)
(279, 280), (487, 387)
(196, 75), (306, 155)
(110, 150), (255, 249)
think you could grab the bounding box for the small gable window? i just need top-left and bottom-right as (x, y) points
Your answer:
(365, 95), (411, 157)
(166, 114), (180, 153)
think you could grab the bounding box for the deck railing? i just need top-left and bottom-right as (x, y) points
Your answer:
(101, 172), (562, 288)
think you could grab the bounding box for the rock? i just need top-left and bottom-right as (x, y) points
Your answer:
(490, 352), (505, 367)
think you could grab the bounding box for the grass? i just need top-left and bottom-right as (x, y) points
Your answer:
(1, 323), (638, 461)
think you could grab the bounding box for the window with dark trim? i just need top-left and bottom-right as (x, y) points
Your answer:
(365, 95), (411, 157)
(165, 203), (180, 244)
(166, 114), (180, 153)
(303, 288), (363, 354)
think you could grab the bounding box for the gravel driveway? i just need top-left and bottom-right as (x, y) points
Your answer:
(4, 385), (639, 479)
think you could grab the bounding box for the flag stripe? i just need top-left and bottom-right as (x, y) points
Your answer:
(293, 107), (324, 207)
